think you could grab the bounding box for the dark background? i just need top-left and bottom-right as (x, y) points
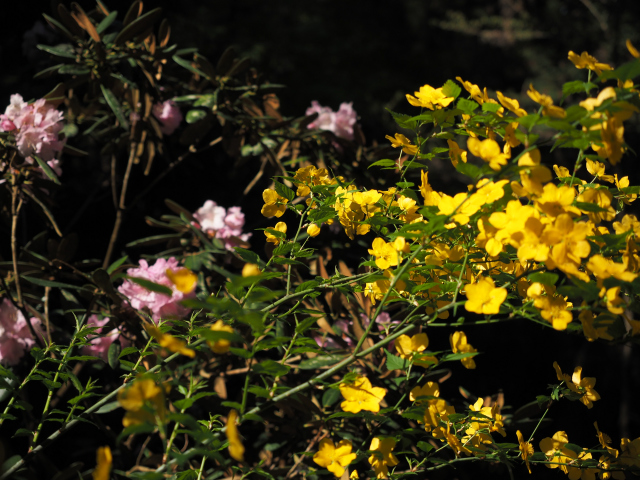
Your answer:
(1, 1), (640, 478)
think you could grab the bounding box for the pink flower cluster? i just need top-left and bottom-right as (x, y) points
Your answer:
(81, 315), (127, 362)
(152, 100), (183, 135)
(117, 257), (195, 323)
(305, 101), (357, 141)
(0, 298), (42, 366)
(193, 200), (252, 250)
(0, 94), (64, 175)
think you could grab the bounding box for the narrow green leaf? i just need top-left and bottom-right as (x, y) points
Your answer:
(100, 84), (129, 130)
(125, 276), (173, 296)
(31, 155), (61, 184)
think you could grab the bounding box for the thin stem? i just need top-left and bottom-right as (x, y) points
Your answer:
(164, 372), (194, 463)
(11, 186), (24, 306)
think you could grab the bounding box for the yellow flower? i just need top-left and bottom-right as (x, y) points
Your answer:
(92, 446), (112, 480)
(385, 133), (418, 155)
(586, 159), (615, 183)
(395, 333), (438, 367)
(293, 165), (332, 196)
(264, 221), (287, 245)
(516, 431), (534, 474)
(406, 84), (454, 110)
(242, 263), (261, 277)
(467, 137), (509, 171)
(145, 325), (195, 358)
(307, 223), (321, 237)
(420, 170), (442, 206)
(627, 39), (640, 58)
(165, 267), (197, 293)
(567, 366), (601, 409)
(527, 84), (566, 118)
(261, 189), (288, 218)
(568, 50), (613, 76)
(410, 381), (440, 403)
(496, 91), (527, 117)
(368, 437), (399, 479)
(465, 276), (507, 315)
(447, 139), (467, 167)
(226, 409), (245, 461)
(313, 438), (357, 477)
(449, 331), (477, 369)
(117, 377), (167, 427)
(350, 470), (359, 479)
(208, 320), (234, 354)
(339, 375), (386, 413)
(368, 237), (407, 270)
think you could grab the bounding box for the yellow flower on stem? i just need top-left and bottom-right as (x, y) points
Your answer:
(527, 84), (566, 118)
(447, 139), (467, 167)
(242, 263), (261, 277)
(568, 50), (613, 76)
(449, 331), (477, 369)
(117, 377), (167, 427)
(313, 438), (357, 477)
(467, 137), (509, 171)
(385, 133), (418, 155)
(165, 267), (197, 293)
(92, 446), (112, 480)
(496, 91), (527, 117)
(208, 320), (234, 354)
(464, 276), (507, 315)
(261, 189), (288, 218)
(264, 221), (287, 245)
(406, 84), (454, 110)
(516, 430), (534, 474)
(145, 325), (195, 358)
(339, 375), (386, 413)
(226, 409), (245, 461)
(368, 437), (399, 479)
(395, 333), (438, 367)
(410, 381), (440, 403)
(567, 366), (601, 409)
(307, 223), (321, 237)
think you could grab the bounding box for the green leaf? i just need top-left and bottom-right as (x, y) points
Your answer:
(369, 159), (397, 169)
(562, 80), (597, 96)
(30, 155), (61, 184)
(600, 59), (640, 82)
(575, 201), (609, 213)
(386, 108), (416, 129)
(21, 276), (81, 290)
(298, 354), (345, 370)
(385, 350), (410, 371)
(455, 161), (481, 179)
(321, 388), (341, 408)
(417, 441), (434, 453)
(441, 79), (462, 100)
(173, 392), (216, 410)
(234, 247), (261, 264)
(58, 65), (90, 75)
(527, 272), (559, 285)
(252, 360), (290, 377)
(36, 44), (75, 59)
(96, 11), (118, 34)
(274, 181), (295, 202)
(173, 55), (209, 78)
(456, 97), (479, 115)
(482, 102), (501, 113)
(107, 255), (129, 274)
(100, 84), (129, 130)
(125, 276), (173, 296)
(113, 7), (163, 46)
(295, 316), (318, 334)
(108, 342), (121, 369)
(229, 347), (253, 359)
(185, 110), (207, 124)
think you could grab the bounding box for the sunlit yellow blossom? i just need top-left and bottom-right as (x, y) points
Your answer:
(208, 320), (234, 354)
(496, 91), (527, 117)
(264, 221), (287, 245)
(92, 446), (112, 480)
(587, 254), (637, 284)
(410, 381), (440, 403)
(613, 214), (640, 237)
(261, 188), (288, 218)
(350, 470), (359, 479)
(465, 276), (507, 315)
(368, 437), (399, 479)
(226, 409), (245, 461)
(467, 137), (509, 171)
(534, 183), (579, 217)
(553, 164), (571, 178)
(586, 159), (615, 183)
(242, 263), (261, 277)
(117, 377), (167, 427)
(145, 325), (195, 358)
(614, 174), (637, 204)
(601, 286), (625, 315)
(307, 223), (321, 237)
(539, 431), (576, 474)
(528, 286), (573, 330)
(395, 333), (438, 367)
(577, 187), (615, 223)
(165, 267), (197, 294)
(627, 39), (640, 58)
(420, 170), (442, 206)
(517, 431), (534, 474)
(369, 237), (407, 270)
(385, 133), (418, 155)
(567, 366), (601, 409)
(447, 139), (467, 167)
(313, 438), (357, 477)
(579, 309), (614, 342)
(438, 192), (482, 226)
(527, 84), (566, 118)
(339, 375), (386, 413)
(406, 84), (454, 110)
(293, 165), (332, 196)
(449, 331), (477, 369)
(568, 50), (613, 76)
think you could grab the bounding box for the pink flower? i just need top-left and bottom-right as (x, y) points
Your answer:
(81, 315), (127, 362)
(193, 201), (251, 250)
(152, 100), (183, 135)
(314, 319), (354, 349)
(117, 257), (195, 323)
(0, 94), (65, 177)
(305, 101), (357, 141)
(0, 298), (42, 366)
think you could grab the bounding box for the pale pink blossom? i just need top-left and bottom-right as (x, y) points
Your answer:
(152, 100), (183, 135)
(305, 101), (357, 141)
(81, 315), (127, 362)
(117, 257), (195, 323)
(314, 319), (354, 349)
(0, 298), (42, 365)
(193, 201), (251, 250)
